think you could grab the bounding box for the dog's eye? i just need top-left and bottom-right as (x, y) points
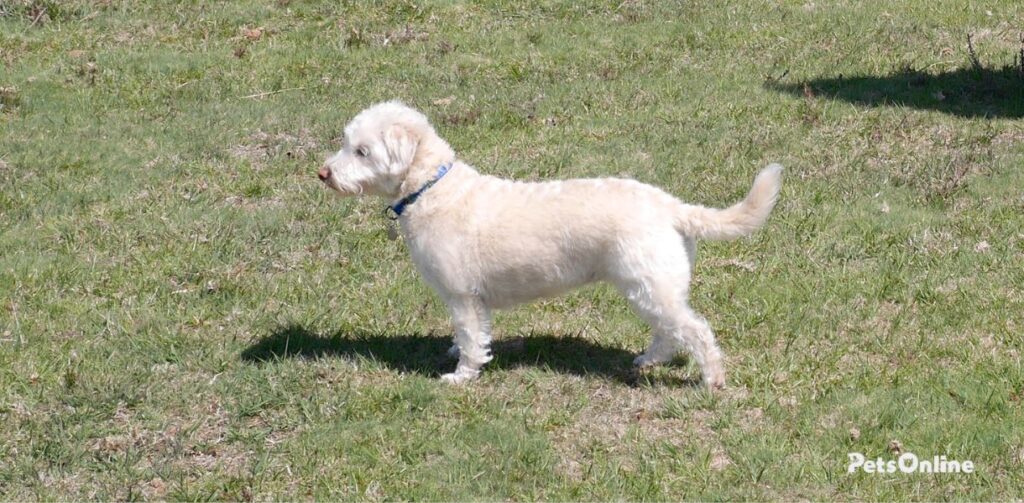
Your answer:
(356, 146), (369, 157)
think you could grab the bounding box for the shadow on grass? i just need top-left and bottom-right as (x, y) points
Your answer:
(241, 325), (698, 387)
(767, 66), (1024, 118)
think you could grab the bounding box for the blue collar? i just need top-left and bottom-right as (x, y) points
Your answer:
(385, 164), (453, 220)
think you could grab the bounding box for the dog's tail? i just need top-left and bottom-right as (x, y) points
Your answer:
(673, 164), (783, 241)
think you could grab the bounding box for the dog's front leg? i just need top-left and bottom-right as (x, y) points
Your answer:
(441, 297), (492, 384)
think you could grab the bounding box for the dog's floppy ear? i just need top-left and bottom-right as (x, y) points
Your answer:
(382, 124), (419, 171)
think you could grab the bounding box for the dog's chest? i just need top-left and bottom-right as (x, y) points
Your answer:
(400, 217), (477, 292)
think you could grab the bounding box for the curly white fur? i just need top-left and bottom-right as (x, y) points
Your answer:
(319, 101), (782, 389)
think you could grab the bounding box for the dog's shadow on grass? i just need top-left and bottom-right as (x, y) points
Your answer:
(241, 325), (697, 387)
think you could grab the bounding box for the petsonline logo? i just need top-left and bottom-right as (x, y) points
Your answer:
(848, 452), (975, 474)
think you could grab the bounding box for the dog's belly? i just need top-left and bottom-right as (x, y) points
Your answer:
(474, 234), (606, 309)
(406, 224), (605, 309)
(478, 261), (598, 308)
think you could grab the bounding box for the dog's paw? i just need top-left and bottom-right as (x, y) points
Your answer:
(633, 353), (665, 368)
(704, 367), (726, 391)
(440, 369), (479, 384)
(446, 344), (460, 359)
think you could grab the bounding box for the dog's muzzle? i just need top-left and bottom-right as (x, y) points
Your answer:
(317, 165), (331, 182)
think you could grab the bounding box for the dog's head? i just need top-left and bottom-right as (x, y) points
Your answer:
(318, 101), (452, 198)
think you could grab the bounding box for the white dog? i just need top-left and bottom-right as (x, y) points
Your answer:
(318, 101), (782, 389)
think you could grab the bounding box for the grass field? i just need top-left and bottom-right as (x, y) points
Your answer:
(2, 0), (1023, 499)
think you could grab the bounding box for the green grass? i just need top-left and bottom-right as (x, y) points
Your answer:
(2, 0), (1023, 499)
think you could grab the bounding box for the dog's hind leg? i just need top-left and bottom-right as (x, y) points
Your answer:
(615, 266), (726, 390)
(617, 277), (686, 368)
(441, 296), (492, 384)
(671, 306), (726, 389)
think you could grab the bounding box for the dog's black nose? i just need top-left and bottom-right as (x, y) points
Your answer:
(317, 165), (330, 181)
